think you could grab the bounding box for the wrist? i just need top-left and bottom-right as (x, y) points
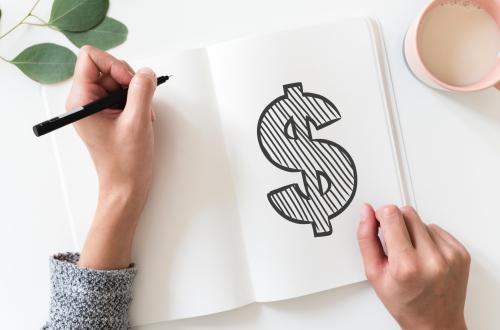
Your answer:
(98, 182), (148, 202)
(95, 162), (153, 205)
(96, 184), (149, 226)
(401, 317), (467, 330)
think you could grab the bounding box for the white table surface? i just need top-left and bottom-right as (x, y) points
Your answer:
(1, 0), (499, 329)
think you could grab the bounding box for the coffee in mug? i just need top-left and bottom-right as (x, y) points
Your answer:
(405, 0), (500, 92)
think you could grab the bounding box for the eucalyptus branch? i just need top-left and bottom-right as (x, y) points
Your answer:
(0, 0), (128, 84)
(25, 14), (60, 32)
(22, 22), (46, 27)
(0, 0), (43, 40)
(28, 0), (43, 14)
(0, 17), (27, 40)
(28, 13), (49, 25)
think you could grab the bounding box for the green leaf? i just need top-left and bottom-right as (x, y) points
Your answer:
(63, 17), (127, 50)
(49, 0), (109, 32)
(11, 43), (76, 84)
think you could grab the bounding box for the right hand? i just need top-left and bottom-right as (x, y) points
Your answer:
(66, 45), (157, 200)
(357, 204), (470, 330)
(66, 45), (158, 269)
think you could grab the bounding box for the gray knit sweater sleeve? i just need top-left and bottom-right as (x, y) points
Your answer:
(42, 252), (137, 330)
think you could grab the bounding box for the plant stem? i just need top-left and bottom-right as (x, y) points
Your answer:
(0, 55), (10, 63)
(28, 13), (48, 25)
(0, 18), (26, 40)
(22, 22), (46, 27)
(0, 0), (43, 40)
(28, 0), (43, 14)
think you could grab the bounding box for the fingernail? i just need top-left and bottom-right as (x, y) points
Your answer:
(381, 205), (399, 217)
(360, 203), (370, 223)
(138, 67), (156, 78)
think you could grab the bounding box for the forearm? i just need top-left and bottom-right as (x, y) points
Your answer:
(42, 188), (146, 328)
(42, 48), (155, 329)
(78, 185), (148, 270)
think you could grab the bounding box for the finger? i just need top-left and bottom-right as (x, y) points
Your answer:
(429, 224), (464, 249)
(74, 45), (133, 86)
(427, 224), (454, 255)
(428, 224), (470, 264)
(99, 74), (122, 93)
(66, 83), (107, 111)
(357, 203), (386, 280)
(375, 205), (414, 257)
(121, 60), (135, 75)
(122, 68), (157, 124)
(151, 109), (157, 122)
(400, 206), (436, 253)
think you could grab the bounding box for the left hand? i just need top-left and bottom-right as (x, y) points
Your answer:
(357, 204), (470, 330)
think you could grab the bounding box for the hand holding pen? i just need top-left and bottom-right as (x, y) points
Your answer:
(33, 48), (170, 137)
(61, 45), (159, 269)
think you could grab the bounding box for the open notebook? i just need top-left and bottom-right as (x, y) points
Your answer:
(42, 17), (413, 326)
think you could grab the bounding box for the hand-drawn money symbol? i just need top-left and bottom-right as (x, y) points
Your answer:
(257, 83), (357, 237)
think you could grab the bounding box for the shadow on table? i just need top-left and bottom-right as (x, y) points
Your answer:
(441, 87), (500, 123)
(466, 254), (500, 330)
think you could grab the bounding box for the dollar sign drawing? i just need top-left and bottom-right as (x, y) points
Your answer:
(257, 83), (357, 237)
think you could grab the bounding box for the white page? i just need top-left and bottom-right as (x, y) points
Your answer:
(42, 49), (253, 325)
(207, 18), (404, 301)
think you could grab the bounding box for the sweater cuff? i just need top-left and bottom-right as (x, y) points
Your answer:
(47, 252), (137, 330)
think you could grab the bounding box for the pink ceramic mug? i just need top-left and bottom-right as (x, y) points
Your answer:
(404, 0), (500, 92)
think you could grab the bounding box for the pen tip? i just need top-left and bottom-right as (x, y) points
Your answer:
(157, 75), (172, 84)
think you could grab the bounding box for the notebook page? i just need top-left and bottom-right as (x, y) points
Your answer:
(42, 49), (253, 325)
(207, 18), (403, 301)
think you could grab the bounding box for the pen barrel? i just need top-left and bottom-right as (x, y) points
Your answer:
(33, 75), (169, 137)
(33, 88), (129, 137)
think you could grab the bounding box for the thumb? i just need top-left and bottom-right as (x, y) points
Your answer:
(122, 67), (157, 123)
